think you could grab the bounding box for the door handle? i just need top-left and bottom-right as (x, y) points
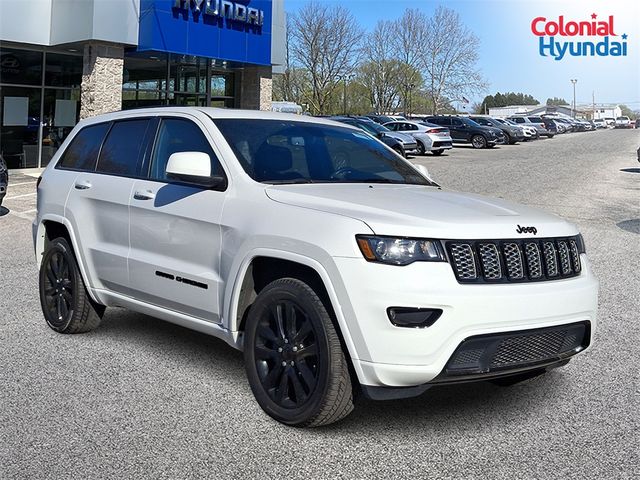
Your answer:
(133, 190), (156, 201)
(74, 180), (92, 190)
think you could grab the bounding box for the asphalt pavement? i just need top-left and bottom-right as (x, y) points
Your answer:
(1, 128), (639, 479)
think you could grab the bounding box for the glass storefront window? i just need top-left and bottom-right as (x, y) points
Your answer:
(0, 86), (42, 168)
(41, 88), (80, 167)
(0, 47), (43, 86)
(123, 54), (236, 110)
(44, 53), (82, 88)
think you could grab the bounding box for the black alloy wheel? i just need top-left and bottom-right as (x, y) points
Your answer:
(417, 141), (426, 155)
(244, 278), (353, 427)
(471, 135), (487, 149)
(42, 249), (75, 329)
(255, 299), (320, 408)
(39, 237), (104, 333)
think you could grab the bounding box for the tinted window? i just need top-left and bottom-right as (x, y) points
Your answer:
(428, 117), (450, 126)
(451, 118), (463, 126)
(471, 117), (491, 126)
(528, 117), (543, 122)
(213, 119), (433, 186)
(150, 118), (223, 181)
(96, 119), (150, 176)
(59, 123), (110, 171)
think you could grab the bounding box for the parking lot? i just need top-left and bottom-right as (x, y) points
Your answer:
(1, 128), (639, 479)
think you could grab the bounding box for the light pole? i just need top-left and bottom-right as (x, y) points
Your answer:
(570, 79), (578, 118)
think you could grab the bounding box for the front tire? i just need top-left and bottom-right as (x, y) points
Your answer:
(416, 141), (426, 155)
(244, 278), (354, 427)
(471, 135), (487, 149)
(39, 237), (104, 333)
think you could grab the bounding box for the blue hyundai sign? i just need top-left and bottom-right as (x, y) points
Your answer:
(138, 0), (273, 66)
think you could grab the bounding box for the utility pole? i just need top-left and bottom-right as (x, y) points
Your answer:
(570, 79), (578, 118)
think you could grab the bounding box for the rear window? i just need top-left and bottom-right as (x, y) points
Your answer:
(58, 123), (110, 171)
(528, 117), (543, 122)
(470, 117), (491, 126)
(96, 119), (150, 176)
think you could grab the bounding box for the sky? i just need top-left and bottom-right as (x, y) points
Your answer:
(284, 0), (640, 109)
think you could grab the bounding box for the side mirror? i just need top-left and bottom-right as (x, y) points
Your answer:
(413, 163), (433, 181)
(166, 152), (226, 188)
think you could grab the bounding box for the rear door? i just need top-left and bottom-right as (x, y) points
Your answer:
(128, 115), (228, 322)
(64, 118), (154, 294)
(449, 118), (467, 142)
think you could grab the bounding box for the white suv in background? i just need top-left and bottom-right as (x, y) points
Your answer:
(34, 108), (598, 427)
(383, 120), (454, 155)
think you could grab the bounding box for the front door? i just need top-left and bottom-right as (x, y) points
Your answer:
(128, 116), (227, 322)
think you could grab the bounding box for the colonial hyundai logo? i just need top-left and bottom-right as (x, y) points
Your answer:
(516, 225), (538, 235)
(174, 0), (264, 26)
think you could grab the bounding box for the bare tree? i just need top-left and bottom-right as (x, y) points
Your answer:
(289, 3), (363, 114)
(390, 9), (430, 113)
(422, 6), (487, 114)
(358, 21), (406, 113)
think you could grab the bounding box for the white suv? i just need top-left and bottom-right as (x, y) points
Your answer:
(33, 108), (598, 427)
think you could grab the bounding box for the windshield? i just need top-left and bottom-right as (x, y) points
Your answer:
(357, 121), (388, 134)
(470, 117), (492, 126)
(462, 117), (482, 127)
(212, 119), (434, 186)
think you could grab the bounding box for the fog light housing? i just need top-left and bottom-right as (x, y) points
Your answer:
(387, 307), (443, 328)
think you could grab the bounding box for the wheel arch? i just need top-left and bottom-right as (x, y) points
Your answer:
(227, 250), (364, 381)
(36, 216), (100, 304)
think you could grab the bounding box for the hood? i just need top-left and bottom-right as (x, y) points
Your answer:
(265, 184), (577, 239)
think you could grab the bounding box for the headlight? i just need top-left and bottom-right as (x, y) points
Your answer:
(356, 235), (446, 265)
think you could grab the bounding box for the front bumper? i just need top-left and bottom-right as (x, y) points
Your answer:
(332, 255), (598, 388)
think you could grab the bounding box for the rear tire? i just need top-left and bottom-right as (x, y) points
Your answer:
(39, 237), (104, 333)
(392, 146), (406, 158)
(244, 278), (354, 427)
(417, 141), (426, 155)
(471, 135), (487, 149)
(431, 149), (444, 156)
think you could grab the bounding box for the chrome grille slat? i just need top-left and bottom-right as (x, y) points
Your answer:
(449, 243), (477, 280)
(542, 241), (559, 277)
(524, 242), (543, 279)
(503, 242), (524, 279)
(478, 243), (502, 280)
(557, 241), (572, 275)
(447, 237), (582, 284)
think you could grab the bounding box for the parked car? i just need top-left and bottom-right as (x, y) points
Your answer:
(615, 116), (632, 129)
(383, 120), (453, 155)
(540, 117), (559, 136)
(508, 116), (552, 138)
(593, 119), (606, 129)
(366, 114), (396, 125)
(498, 118), (537, 140)
(0, 155), (7, 208)
(387, 115), (407, 122)
(33, 107), (599, 427)
(469, 116), (525, 144)
(604, 117), (616, 128)
(424, 115), (503, 148)
(330, 116), (417, 157)
(544, 116), (575, 133)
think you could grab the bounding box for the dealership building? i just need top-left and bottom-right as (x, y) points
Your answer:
(0, 0), (285, 170)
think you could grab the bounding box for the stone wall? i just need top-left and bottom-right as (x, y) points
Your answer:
(80, 43), (124, 119)
(239, 66), (273, 111)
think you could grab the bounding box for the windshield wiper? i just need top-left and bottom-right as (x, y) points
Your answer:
(262, 178), (315, 185)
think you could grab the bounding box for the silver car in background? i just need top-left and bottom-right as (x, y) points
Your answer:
(384, 120), (454, 156)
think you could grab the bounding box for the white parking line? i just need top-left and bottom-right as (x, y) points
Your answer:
(4, 192), (37, 200)
(7, 181), (38, 187)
